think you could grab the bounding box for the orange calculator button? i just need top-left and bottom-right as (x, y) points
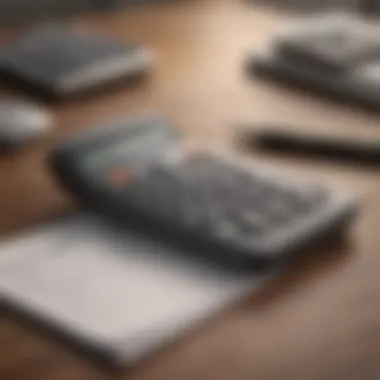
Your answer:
(108, 167), (131, 187)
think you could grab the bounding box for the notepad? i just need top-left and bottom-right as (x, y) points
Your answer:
(0, 213), (272, 367)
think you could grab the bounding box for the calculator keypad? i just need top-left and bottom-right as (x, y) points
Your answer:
(118, 151), (329, 252)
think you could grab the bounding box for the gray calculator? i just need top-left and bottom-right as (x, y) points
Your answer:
(50, 115), (357, 270)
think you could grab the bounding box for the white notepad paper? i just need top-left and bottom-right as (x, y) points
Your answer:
(0, 214), (271, 366)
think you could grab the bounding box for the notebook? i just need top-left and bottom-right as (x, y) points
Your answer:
(3, 24), (153, 98)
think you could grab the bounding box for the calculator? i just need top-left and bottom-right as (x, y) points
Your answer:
(49, 115), (357, 270)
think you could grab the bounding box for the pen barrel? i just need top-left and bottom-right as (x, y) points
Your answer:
(255, 130), (380, 164)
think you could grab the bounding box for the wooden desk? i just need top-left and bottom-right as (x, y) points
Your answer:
(1, 2), (379, 379)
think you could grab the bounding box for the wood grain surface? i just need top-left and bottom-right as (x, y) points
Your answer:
(0, 1), (379, 379)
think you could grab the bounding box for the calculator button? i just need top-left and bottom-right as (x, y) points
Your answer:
(237, 213), (270, 240)
(293, 188), (327, 210)
(108, 167), (131, 188)
(123, 180), (147, 203)
(353, 61), (380, 86)
(239, 210), (267, 228)
(179, 195), (207, 227)
(156, 190), (183, 220)
(148, 164), (176, 183)
(266, 198), (293, 219)
(213, 221), (239, 243)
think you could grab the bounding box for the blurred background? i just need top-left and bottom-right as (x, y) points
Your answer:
(0, 0), (163, 23)
(252, 0), (361, 12)
(1, 0), (380, 379)
(0, 0), (375, 23)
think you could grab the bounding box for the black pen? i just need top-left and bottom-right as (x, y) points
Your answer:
(242, 127), (380, 165)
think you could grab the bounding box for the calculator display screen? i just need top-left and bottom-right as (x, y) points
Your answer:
(82, 130), (172, 173)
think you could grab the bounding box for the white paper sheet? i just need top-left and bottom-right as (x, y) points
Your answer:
(0, 213), (271, 366)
